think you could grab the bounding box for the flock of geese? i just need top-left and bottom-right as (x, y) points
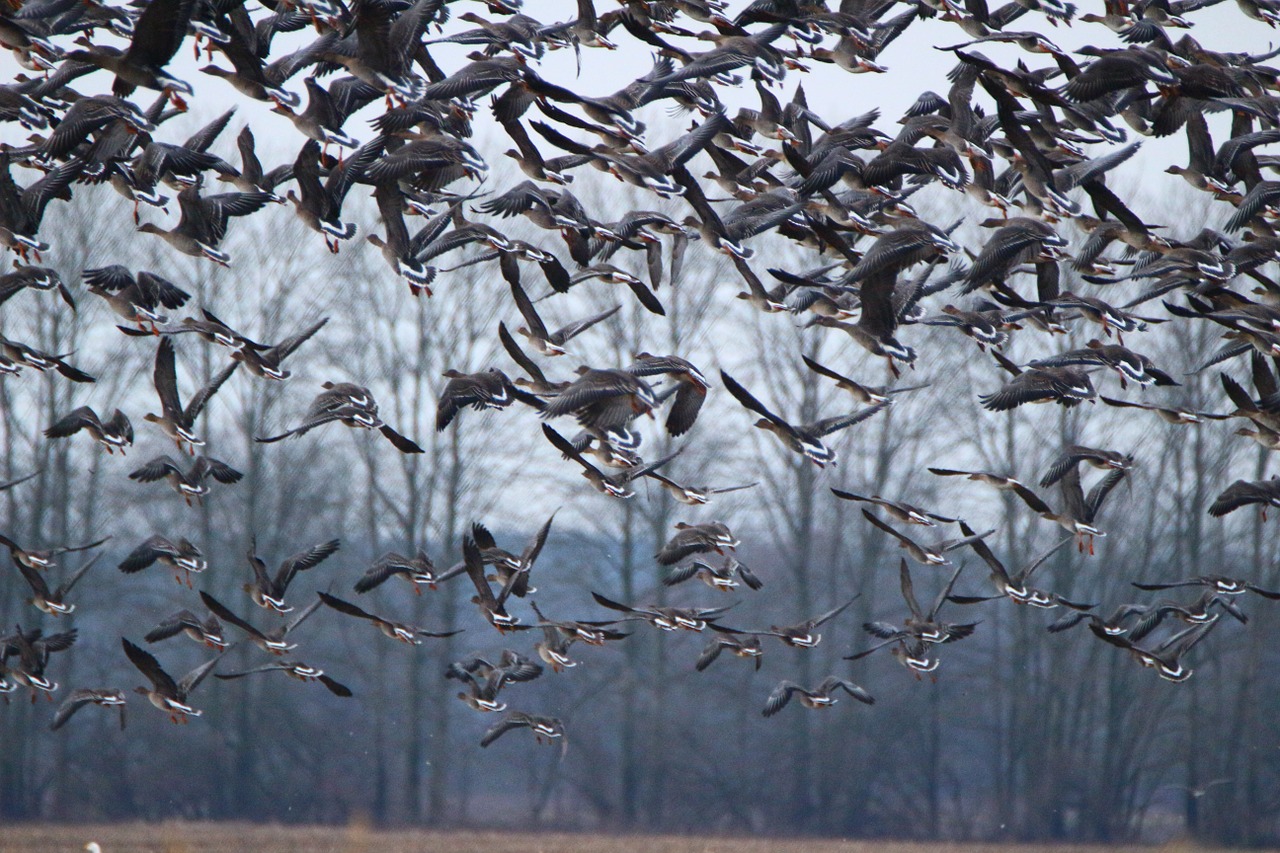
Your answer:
(5, 0), (1280, 752)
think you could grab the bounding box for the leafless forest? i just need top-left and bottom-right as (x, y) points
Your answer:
(3, 0), (1280, 846)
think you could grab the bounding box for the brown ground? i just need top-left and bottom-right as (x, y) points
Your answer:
(0, 824), (1265, 853)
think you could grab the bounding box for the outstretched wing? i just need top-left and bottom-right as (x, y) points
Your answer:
(480, 711), (532, 747)
(199, 591), (268, 642)
(719, 369), (791, 431)
(522, 512), (557, 566)
(762, 681), (801, 717)
(898, 558), (923, 620)
(318, 591), (378, 622)
(128, 456), (184, 482)
(273, 539), (341, 592)
(121, 638), (178, 696)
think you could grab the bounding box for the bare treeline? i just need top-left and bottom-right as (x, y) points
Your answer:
(0, 165), (1276, 844)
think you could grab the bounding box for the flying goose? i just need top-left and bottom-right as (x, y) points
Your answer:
(541, 424), (676, 498)
(242, 537), (341, 613)
(861, 509), (992, 566)
(230, 317), (329, 380)
(200, 591), (322, 655)
(2, 626), (76, 695)
(762, 677), (874, 717)
(655, 521), (739, 566)
(646, 473), (757, 505)
(862, 560), (979, 647)
(831, 489), (955, 526)
(144, 608), (227, 650)
(480, 711), (566, 750)
(721, 369), (889, 467)
(215, 660), (352, 697)
(319, 592), (460, 645)
(712, 595), (859, 649)
(43, 407), (133, 454)
(590, 591), (735, 632)
(461, 533), (523, 631)
(50, 688), (126, 731)
(354, 551), (443, 594)
(138, 184), (273, 266)
(144, 336), (238, 452)
(121, 638), (222, 723)
(947, 524), (1085, 609)
(256, 382), (423, 453)
(663, 557), (763, 592)
(1131, 575), (1280, 599)
(16, 555), (99, 616)
(0, 533), (108, 571)
(0, 337), (95, 383)
(437, 368), (542, 431)
(127, 455), (243, 505)
(1040, 445), (1135, 488)
(979, 351), (1097, 411)
(508, 276), (619, 356)
(1208, 478), (1280, 518)
(1089, 615), (1221, 683)
(118, 535), (206, 586)
(82, 265), (190, 332)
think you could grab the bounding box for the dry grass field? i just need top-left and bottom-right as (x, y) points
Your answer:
(0, 824), (1269, 853)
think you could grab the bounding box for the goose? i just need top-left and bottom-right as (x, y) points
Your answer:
(256, 381), (423, 453)
(1089, 615), (1221, 683)
(590, 591), (735, 632)
(862, 560), (979, 646)
(801, 355), (929, 404)
(480, 711), (565, 750)
(663, 557), (763, 591)
(82, 265), (190, 332)
(118, 535), (206, 586)
(948, 523), (1088, 609)
(646, 473), (757, 505)
(831, 489), (955, 526)
(215, 660), (352, 697)
(540, 367), (658, 436)
(230, 317), (329, 381)
(861, 509), (992, 566)
(979, 351), (1097, 411)
(0, 533), (108, 571)
(461, 532), (523, 631)
(128, 455), (242, 505)
(712, 595), (859, 649)
(509, 276), (619, 357)
(144, 336), (238, 452)
(138, 184), (272, 266)
(1131, 575), (1280, 599)
(200, 591), (322, 656)
(319, 592), (461, 645)
(1208, 477), (1280, 518)
(695, 632), (765, 671)
(354, 551), (443, 594)
(762, 677), (874, 717)
(62, 0), (196, 103)
(143, 608), (227, 650)
(16, 554), (99, 616)
(2, 625), (76, 695)
(242, 537), (341, 613)
(121, 638), (221, 723)
(1040, 445), (1135, 488)
(51, 688), (126, 731)
(437, 368), (542, 431)
(0, 337), (95, 383)
(721, 369), (889, 467)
